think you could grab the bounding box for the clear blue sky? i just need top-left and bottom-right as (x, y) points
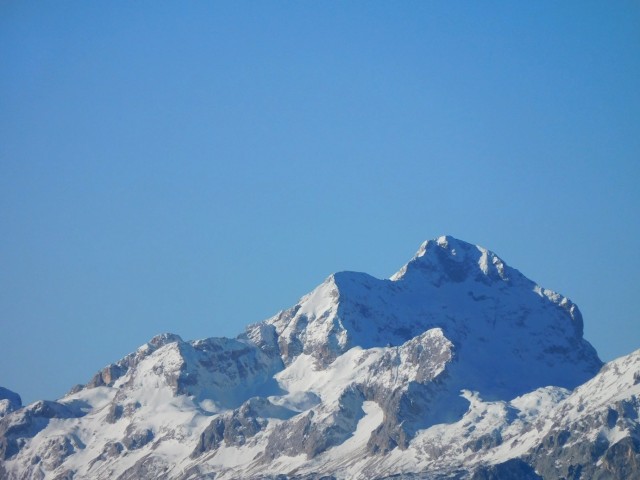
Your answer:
(1, 2), (639, 404)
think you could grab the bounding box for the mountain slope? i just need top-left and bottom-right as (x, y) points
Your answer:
(1, 236), (634, 480)
(255, 236), (599, 395)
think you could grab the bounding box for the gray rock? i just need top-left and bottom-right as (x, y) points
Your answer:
(0, 400), (82, 460)
(52, 470), (75, 480)
(470, 459), (541, 480)
(121, 427), (154, 450)
(85, 333), (184, 390)
(596, 436), (640, 480)
(105, 403), (123, 424)
(116, 453), (172, 480)
(263, 385), (365, 460)
(527, 397), (640, 480)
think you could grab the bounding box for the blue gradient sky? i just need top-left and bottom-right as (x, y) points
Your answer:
(1, 2), (639, 403)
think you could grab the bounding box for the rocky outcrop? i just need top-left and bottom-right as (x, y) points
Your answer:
(121, 427), (154, 450)
(0, 400), (83, 461)
(193, 398), (273, 455)
(525, 349), (640, 479)
(84, 333), (184, 390)
(470, 459), (541, 479)
(527, 401), (640, 479)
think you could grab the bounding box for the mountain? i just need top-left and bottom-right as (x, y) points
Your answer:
(0, 388), (21, 419)
(1, 236), (638, 479)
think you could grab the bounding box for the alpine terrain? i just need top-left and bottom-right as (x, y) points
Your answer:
(1, 236), (639, 479)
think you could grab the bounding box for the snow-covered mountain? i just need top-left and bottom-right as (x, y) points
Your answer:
(1, 236), (638, 479)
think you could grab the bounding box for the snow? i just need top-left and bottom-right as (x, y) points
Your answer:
(478, 247), (490, 275)
(2, 236), (635, 480)
(300, 401), (384, 479)
(604, 425), (630, 445)
(340, 401), (383, 451)
(274, 348), (379, 404)
(199, 399), (221, 413)
(509, 386), (571, 421)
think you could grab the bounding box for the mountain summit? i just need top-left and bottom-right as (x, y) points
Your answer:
(1, 237), (638, 480)
(253, 235), (600, 395)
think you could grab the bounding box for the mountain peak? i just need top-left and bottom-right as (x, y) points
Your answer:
(430, 234), (462, 248)
(418, 235), (479, 263)
(257, 236), (600, 399)
(392, 235), (510, 284)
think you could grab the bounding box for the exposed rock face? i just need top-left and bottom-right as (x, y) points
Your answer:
(524, 350), (640, 480)
(0, 236), (636, 480)
(470, 459), (542, 479)
(0, 400), (84, 461)
(193, 397), (295, 455)
(0, 399), (88, 480)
